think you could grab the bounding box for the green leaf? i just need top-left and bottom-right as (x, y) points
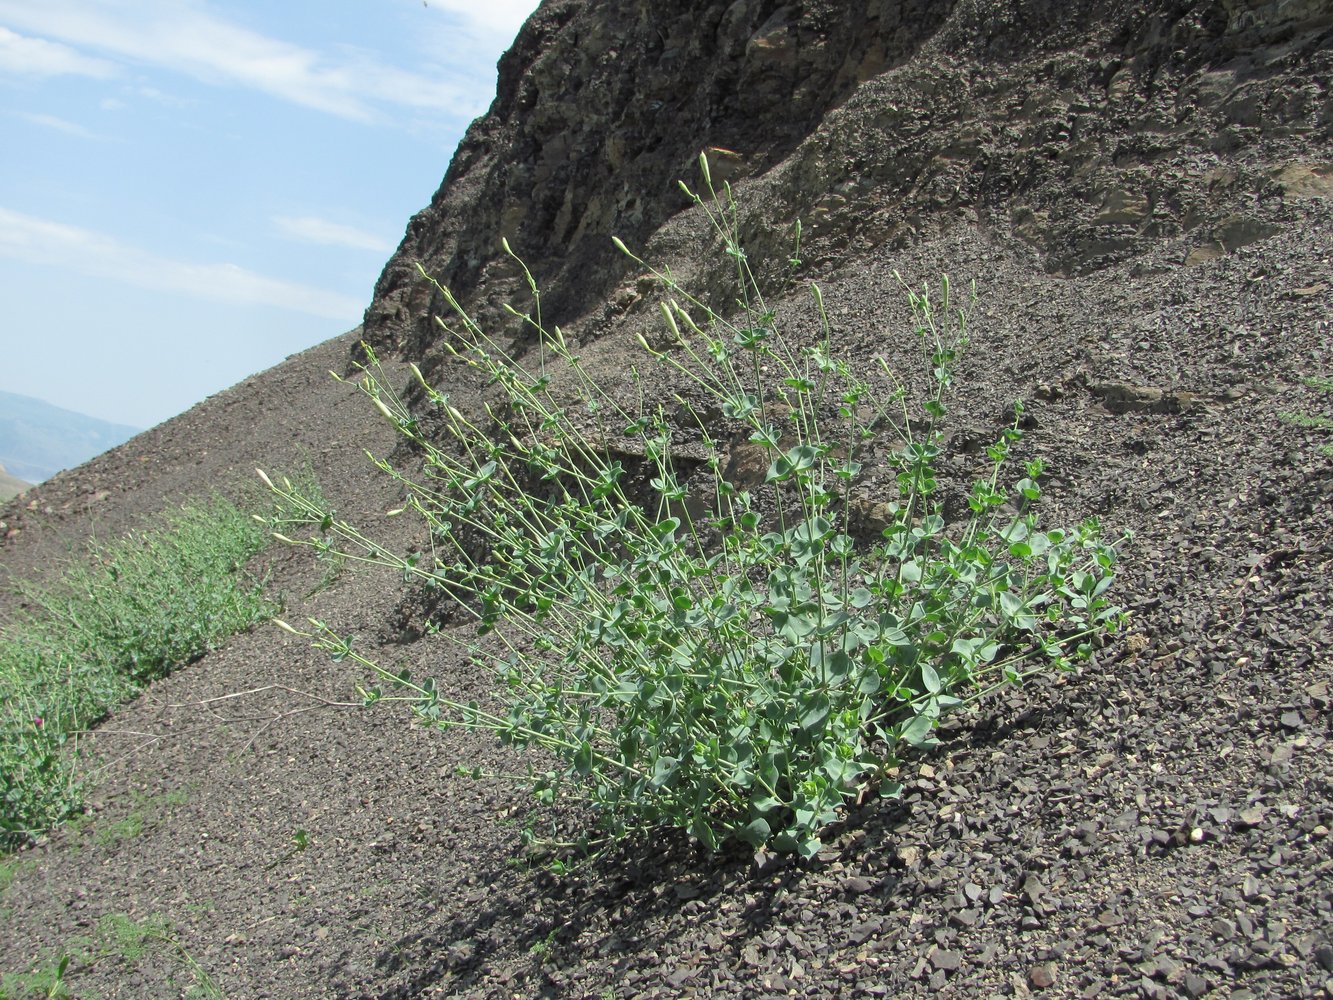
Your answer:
(899, 715), (937, 748)
(799, 693), (831, 732)
(722, 392), (759, 419)
(920, 661), (942, 694)
(690, 814), (721, 851)
(765, 444), (819, 483)
(795, 835), (823, 860)
(650, 755), (679, 788)
(735, 817), (771, 847)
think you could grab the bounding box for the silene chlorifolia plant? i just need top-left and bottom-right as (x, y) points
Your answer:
(264, 157), (1127, 859)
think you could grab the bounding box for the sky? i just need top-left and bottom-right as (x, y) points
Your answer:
(0, 0), (541, 430)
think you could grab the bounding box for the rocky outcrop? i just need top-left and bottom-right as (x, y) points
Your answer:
(364, 0), (1332, 370)
(364, 0), (956, 361)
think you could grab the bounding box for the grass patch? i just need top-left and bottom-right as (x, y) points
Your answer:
(1, 913), (223, 1000)
(1281, 375), (1333, 456)
(0, 495), (273, 849)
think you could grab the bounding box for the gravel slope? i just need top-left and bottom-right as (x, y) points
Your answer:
(1, 1), (1331, 997)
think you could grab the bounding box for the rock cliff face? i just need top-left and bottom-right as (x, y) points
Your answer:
(365, 0), (1331, 365)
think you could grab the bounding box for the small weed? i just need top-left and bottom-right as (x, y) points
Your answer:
(152, 787), (191, 809)
(0, 857), (34, 894)
(0, 951), (71, 999)
(264, 827), (310, 870)
(529, 929), (557, 961)
(9, 913), (226, 1000)
(91, 912), (171, 965)
(1281, 374), (1333, 456)
(93, 812), (144, 847)
(184, 898), (216, 918)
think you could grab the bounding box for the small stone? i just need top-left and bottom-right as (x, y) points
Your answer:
(1183, 973), (1209, 997)
(1213, 918), (1237, 940)
(842, 876), (875, 894)
(1316, 945), (1333, 973)
(931, 948), (961, 972)
(666, 967), (694, 988)
(951, 908), (979, 927)
(1237, 807), (1267, 828)
(848, 920), (881, 945)
(1280, 711), (1303, 729)
(1029, 962), (1058, 989)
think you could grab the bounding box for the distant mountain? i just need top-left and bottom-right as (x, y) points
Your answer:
(0, 461), (29, 503)
(0, 391), (142, 485)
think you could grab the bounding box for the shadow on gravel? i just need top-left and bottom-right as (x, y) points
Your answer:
(366, 755), (971, 997)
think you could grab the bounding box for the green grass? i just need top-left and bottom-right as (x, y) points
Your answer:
(0, 913), (223, 1000)
(1281, 375), (1333, 457)
(0, 494), (274, 849)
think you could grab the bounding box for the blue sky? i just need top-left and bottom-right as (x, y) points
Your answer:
(0, 0), (540, 429)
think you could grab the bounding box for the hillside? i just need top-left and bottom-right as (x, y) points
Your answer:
(2, 2), (1331, 998)
(0, 464), (29, 504)
(0, 389), (141, 485)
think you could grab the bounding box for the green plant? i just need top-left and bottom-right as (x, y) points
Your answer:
(93, 812), (144, 847)
(1280, 375), (1333, 456)
(61, 913), (224, 1000)
(0, 494), (273, 848)
(264, 827), (310, 870)
(265, 159), (1125, 858)
(0, 857), (33, 894)
(0, 952), (70, 999)
(89, 913), (172, 965)
(529, 929), (558, 961)
(255, 463), (346, 595)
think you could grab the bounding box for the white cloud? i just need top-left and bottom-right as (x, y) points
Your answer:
(0, 0), (483, 121)
(424, 0), (539, 41)
(0, 206), (364, 321)
(273, 216), (393, 253)
(14, 111), (109, 140)
(0, 25), (118, 78)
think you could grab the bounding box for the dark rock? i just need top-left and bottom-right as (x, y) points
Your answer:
(1029, 962), (1058, 989)
(931, 948), (961, 972)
